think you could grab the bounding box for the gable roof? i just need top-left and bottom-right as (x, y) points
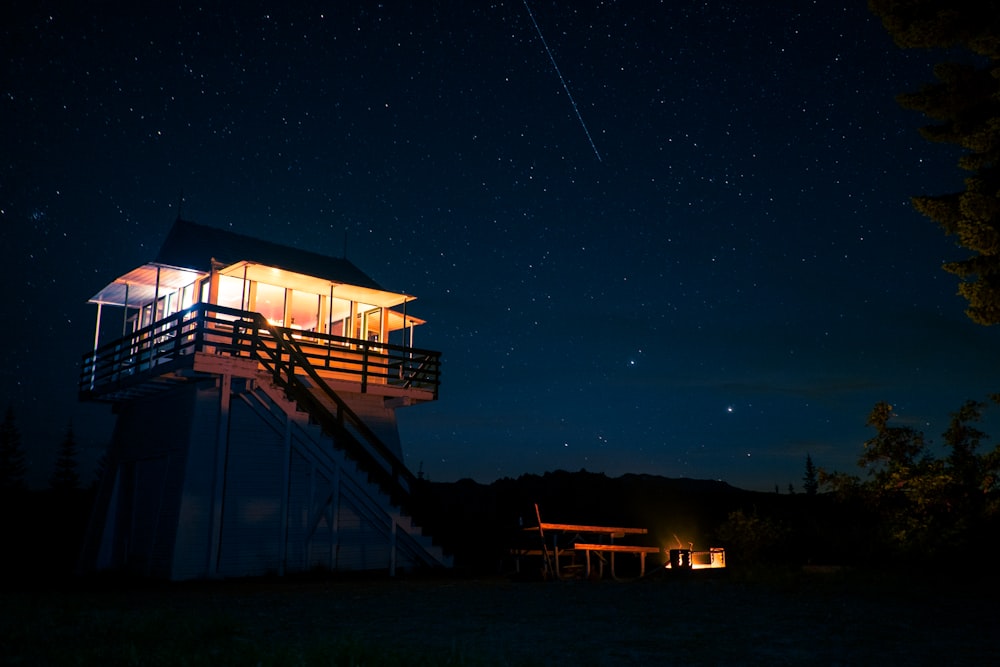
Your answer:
(156, 219), (384, 290)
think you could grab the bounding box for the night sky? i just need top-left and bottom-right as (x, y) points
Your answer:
(3, 1), (997, 492)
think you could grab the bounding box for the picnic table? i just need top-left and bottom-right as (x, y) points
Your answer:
(519, 506), (663, 580)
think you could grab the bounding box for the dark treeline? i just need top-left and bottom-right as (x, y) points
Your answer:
(1, 406), (96, 494)
(413, 470), (866, 575)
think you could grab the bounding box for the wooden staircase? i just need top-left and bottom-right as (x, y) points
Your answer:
(238, 380), (450, 571)
(240, 315), (450, 570)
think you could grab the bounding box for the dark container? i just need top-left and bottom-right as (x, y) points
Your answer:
(669, 549), (692, 569)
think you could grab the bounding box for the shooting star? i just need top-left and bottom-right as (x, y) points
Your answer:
(521, 0), (603, 162)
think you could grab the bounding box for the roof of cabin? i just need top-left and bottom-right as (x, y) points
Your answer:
(88, 218), (405, 308)
(156, 219), (384, 290)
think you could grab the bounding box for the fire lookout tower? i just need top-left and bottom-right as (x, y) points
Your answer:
(77, 219), (448, 579)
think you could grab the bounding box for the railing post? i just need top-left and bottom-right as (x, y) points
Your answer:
(171, 316), (179, 359)
(195, 305), (205, 354)
(285, 333), (295, 384)
(360, 343), (368, 394)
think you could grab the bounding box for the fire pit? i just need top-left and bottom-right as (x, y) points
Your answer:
(665, 546), (725, 571)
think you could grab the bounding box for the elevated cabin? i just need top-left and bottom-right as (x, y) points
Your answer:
(78, 219), (448, 579)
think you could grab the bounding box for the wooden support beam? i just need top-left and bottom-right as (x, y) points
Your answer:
(532, 522), (648, 539)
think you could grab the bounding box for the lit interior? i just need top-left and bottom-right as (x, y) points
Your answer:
(88, 260), (425, 348)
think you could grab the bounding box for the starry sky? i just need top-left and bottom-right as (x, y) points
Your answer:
(2, 1), (997, 492)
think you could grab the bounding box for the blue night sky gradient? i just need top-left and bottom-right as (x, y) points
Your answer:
(2, 1), (997, 491)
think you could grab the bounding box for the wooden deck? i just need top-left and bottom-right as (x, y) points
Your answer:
(80, 303), (440, 404)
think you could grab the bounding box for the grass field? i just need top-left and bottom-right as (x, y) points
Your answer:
(3, 568), (999, 666)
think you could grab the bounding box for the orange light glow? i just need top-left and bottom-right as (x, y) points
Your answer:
(662, 538), (726, 570)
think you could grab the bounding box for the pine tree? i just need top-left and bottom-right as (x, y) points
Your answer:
(803, 454), (818, 496)
(870, 0), (1000, 324)
(50, 423), (80, 492)
(0, 406), (27, 491)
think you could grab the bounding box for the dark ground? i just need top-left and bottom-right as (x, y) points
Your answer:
(4, 477), (999, 665)
(4, 569), (999, 666)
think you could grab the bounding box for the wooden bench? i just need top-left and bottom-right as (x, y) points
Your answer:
(573, 543), (663, 580)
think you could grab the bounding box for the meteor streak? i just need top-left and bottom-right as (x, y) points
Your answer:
(521, 0), (603, 162)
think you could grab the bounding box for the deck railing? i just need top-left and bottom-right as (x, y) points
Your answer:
(79, 302), (441, 401)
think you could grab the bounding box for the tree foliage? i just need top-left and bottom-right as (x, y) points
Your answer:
(802, 454), (819, 496)
(715, 508), (790, 565)
(870, 0), (1000, 324)
(823, 396), (1000, 560)
(0, 406), (27, 491)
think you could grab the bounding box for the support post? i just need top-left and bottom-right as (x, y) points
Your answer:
(331, 466), (341, 570)
(90, 302), (103, 390)
(208, 373), (232, 577)
(121, 283), (130, 336)
(278, 412), (291, 576)
(153, 265), (161, 327)
(360, 344), (368, 394)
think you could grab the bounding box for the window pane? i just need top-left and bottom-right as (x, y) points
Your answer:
(217, 275), (246, 309)
(255, 282), (286, 326)
(290, 290), (320, 332)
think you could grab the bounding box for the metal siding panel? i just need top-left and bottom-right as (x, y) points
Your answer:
(129, 456), (169, 576)
(285, 445), (341, 573)
(335, 499), (391, 571)
(283, 449), (311, 570)
(304, 469), (337, 571)
(337, 393), (403, 460)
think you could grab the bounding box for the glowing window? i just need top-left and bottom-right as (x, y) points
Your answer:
(327, 298), (351, 337)
(289, 290), (320, 331)
(255, 282), (286, 326)
(180, 282), (196, 310)
(361, 306), (380, 342)
(217, 275), (248, 309)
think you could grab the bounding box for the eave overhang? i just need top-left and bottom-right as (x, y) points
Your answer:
(87, 263), (205, 308)
(219, 261), (417, 310)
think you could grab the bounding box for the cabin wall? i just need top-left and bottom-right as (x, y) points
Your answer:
(82, 371), (435, 580)
(276, 394), (403, 573)
(213, 392), (287, 576)
(171, 380), (244, 580)
(86, 386), (198, 578)
(281, 445), (393, 572)
(338, 393), (404, 460)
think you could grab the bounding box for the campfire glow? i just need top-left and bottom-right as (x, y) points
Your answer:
(664, 535), (725, 570)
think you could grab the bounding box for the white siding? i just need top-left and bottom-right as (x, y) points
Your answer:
(81, 372), (449, 580)
(214, 396), (286, 577)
